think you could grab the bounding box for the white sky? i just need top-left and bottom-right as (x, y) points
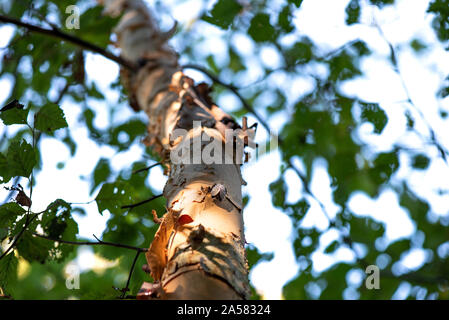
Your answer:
(1, 0), (449, 299)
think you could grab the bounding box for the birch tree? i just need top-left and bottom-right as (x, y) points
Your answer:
(98, 0), (254, 299)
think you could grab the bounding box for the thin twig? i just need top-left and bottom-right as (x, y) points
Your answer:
(0, 123), (38, 260)
(54, 81), (71, 105)
(0, 197), (70, 260)
(0, 14), (136, 71)
(1, 80), (70, 206)
(380, 269), (449, 286)
(32, 232), (147, 252)
(121, 194), (163, 209)
(67, 199), (95, 205)
(374, 21), (449, 164)
(0, 213), (38, 260)
(182, 64), (271, 132)
(187, 30), (449, 289)
(240, 39), (360, 89)
(287, 159), (333, 223)
(132, 162), (162, 175)
(33, 232), (147, 299)
(185, 64), (332, 223)
(92, 234), (147, 252)
(119, 251), (142, 299)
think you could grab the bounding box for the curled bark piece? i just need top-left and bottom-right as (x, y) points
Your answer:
(137, 281), (161, 300)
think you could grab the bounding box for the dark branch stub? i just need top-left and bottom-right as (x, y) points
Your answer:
(121, 194), (163, 209)
(210, 183), (241, 211)
(132, 162), (162, 174)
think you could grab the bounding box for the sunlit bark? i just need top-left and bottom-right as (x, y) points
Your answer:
(100, 0), (252, 299)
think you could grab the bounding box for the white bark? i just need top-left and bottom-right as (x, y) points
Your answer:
(99, 0), (252, 299)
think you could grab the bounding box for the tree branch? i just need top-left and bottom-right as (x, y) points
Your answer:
(184, 64), (333, 224)
(132, 162), (162, 175)
(33, 232), (147, 299)
(374, 21), (449, 164)
(119, 250), (142, 299)
(0, 213), (38, 260)
(380, 269), (449, 286)
(121, 194), (163, 209)
(0, 14), (136, 71)
(182, 64), (272, 133)
(33, 232), (147, 252)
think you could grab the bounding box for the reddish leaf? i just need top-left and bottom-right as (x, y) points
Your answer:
(178, 214), (194, 225)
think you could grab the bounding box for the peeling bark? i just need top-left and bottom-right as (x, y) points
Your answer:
(99, 0), (254, 299)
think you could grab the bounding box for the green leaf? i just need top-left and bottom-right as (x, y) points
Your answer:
(109, 119), (147, 151)
(319, 263), (353, 299)
(16, 233), (52, 264)
(329, 50), (362, 81)
(278, 5), (294, 33)
(288, 0), (304, 8)
(228, 47), (245, 73)
(40, 199), (78, 262)
(266, 89), (287, 115)
(41, 199), (73, 239)
(269, 177), (287, 208)
(86, 81), (105, 100)
(283, 271), (312, 299)
(351, 40), (371, 56)
(349, 216), (385, 244)
(294, 228), (321, 257)
(369, 151), (399, 186)
(437, 81), (449, 98)
(345, 0), (361, 25)
(427, 0), (449, 41)
(324, 240), (340, 254)
(0, 100), (29, 125)
(95, 180), (134, 215)
(0, 153), (11, 184)
(385, 238), (411, 258)
(405, 110), (414, 129)
(91, 158), (112, 194)
(206, 55), (219, 74)
(248, 13), (276, 43)
(287, 199), (310, 225)
(399, 187), (429, 227)
(369, 0), (395, 7)
(360, 102), (387, 134)
(34, 104), (68, 133)
(202, 0), (242, 29)
(56, 162), (65, 169)
(4, 139), (37, 180)
(0, 202), (26, 229)
(359, 277), (401, 299)
(412, 154), (430, 170)
(246, 244), (274, 269)
(74, 6), (119, 48)
(62, 134), (77, 156)
(285, 41), (313, 66)
(0, 252), (18, 291)
(410, 39), (427, 52)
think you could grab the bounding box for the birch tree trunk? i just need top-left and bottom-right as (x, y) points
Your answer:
(99, 0), (253, 300)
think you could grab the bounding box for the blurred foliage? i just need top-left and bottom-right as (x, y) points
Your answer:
(0, 0), (448, 300)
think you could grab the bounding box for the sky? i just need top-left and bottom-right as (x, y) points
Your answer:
(1, 0), (449, 299)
